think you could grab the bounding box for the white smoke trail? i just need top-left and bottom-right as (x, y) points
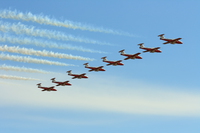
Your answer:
(0, 64), (60, 74)
(0, 34), (107, 54)
(0, 45), (95, 61)
(0, 74), (40, 81)
(0, 53), (75, 66)
(0, 9), (136, 37)
(0, 21), (114, 46)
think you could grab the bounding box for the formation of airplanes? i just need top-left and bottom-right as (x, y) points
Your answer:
(37, 34), (183, 91)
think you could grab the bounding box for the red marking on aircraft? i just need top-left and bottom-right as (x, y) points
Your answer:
(138, 43), (162, 53)
(83, 63), (105, 72)
(119, 49), (142, 60)
(37, 83), (57, 91)
(101, 56), (124, 66)
(66, 70), (88, 79)
(158, 34), (183, 44)
(51, 78), (72, 86)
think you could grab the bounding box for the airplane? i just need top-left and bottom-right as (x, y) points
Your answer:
(138, 43), (162, 53)
(119, 49), (142, 60)
(36, 83), (57, 91)
(50, 78), (72, 86)
(158, 34), (183, 44)
(101, 56), (124, 66)
(83, 63), (106, 72)
(66, 70), (88, 79)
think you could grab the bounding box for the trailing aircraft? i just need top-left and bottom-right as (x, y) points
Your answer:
(51, 78), (72, 86)
(119, 49), (142, 60)
(83, 63), (105, 72)
(138, 43), (162, 53)
(66, 70), (88, 79)
(36, 83), (57, 91)
(158, 34), (183, 44)
(101, 56), (124, 66)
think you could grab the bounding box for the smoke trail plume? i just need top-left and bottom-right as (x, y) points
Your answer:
(0, 45), (95, 61)
(0, 53), (75, 66)
(0, 9), (136, 37)
(0, 74), (40, 81)
(0, 64), (59, 74)
(0, 34), (107, 53)
(0, 21), (114, 46)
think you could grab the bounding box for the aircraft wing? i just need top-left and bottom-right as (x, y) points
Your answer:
(106, 63), (113, 66)
(174, 38), (182, 41)
(72, 76), (77, 79)
(61, 82), (66, 86)
(97, 66), (104, 69)
(79, 73), (86, 77)
(124, 57), (131, 60)
(64, 81), (69, 83)
(154, 47), (161, 50)
(81, 73), (86, 76)
(134, 52), (141, 55)
(116, 60), (122, 63)
(163, 41), (170, 44)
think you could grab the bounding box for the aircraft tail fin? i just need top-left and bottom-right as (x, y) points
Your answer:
(51, 78), (55, 82)
(158, 34), (165, 39)
(66, 70), (72, 75)
(119, 49), (125, 55)
(37, 83), (41, 87)
(101, 56), (107, 61)
(83, 63), (89, 67)
(138, 43), (144, 48)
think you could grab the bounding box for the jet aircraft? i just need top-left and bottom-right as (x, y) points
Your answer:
(158, 34), (183, 44)
(138, 43), (162, 53)
(66, 70), (88, 79)
(101, 56), (124, 66)
(37, 83), (57, 91)
(83, 63), (106, 72)
(51, 78), (72, 86)
(119, 49), (142, 60)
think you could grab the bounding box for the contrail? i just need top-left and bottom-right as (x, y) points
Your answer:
(0, 21), (114, 46)
(0, 9), (136, 37)
(0, 64), (60, 74)
(0, 34), (107, 54)
(0, 74), (40, 81)
(0, 53), (75, 66)
(0, 45), (95, 61)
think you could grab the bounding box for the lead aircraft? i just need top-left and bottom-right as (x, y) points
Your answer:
(83, 63), (105, 72)
(37, 83), (57, 91)
(119, 49), (142, 60)
(101, 56), (124, 66)
(138, 43), (162, 53)
(158, 34), (183, 44)
(66, 70), (88, 79)
(51, 78), (72, 86)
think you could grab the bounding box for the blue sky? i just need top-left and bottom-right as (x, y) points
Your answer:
(0, 0), (200, 133)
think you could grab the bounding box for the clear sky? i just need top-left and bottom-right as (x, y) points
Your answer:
(0, 0), (200, 133)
